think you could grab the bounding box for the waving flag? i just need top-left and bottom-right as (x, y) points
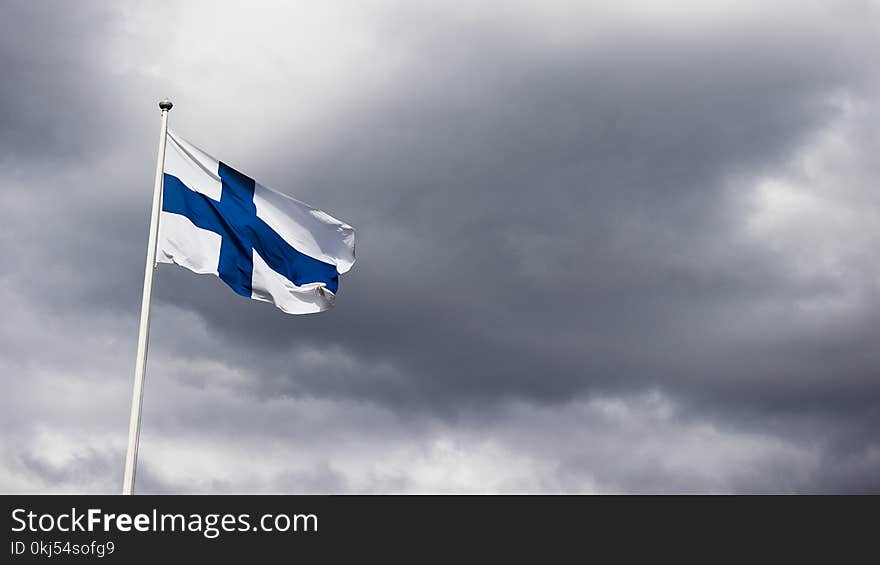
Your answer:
(157, 130), (356, 314)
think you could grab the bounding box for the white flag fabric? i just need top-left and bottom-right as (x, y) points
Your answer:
(157, 130), (356, 314)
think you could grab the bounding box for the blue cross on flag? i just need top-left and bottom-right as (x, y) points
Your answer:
(157, 130), (356, 314)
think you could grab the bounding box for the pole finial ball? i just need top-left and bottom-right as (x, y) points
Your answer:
(158, 99), (173, 111)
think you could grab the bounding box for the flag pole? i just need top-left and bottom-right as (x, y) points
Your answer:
(122, 98), (173, 495)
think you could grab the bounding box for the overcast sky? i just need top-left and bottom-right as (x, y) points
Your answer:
(1, 0), (879, 493)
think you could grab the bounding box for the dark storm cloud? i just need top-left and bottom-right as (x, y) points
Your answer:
(147, 4), (876, 410)
(1, 0), (879, 492)
(0, 1), (148, 161)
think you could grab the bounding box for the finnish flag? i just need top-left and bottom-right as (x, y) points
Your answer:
(157, 130), (356, 314)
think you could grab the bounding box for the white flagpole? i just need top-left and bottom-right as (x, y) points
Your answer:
(122, 98), (173, 495)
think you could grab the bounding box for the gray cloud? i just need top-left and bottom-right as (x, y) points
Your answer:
(1, 0), (879, 493)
